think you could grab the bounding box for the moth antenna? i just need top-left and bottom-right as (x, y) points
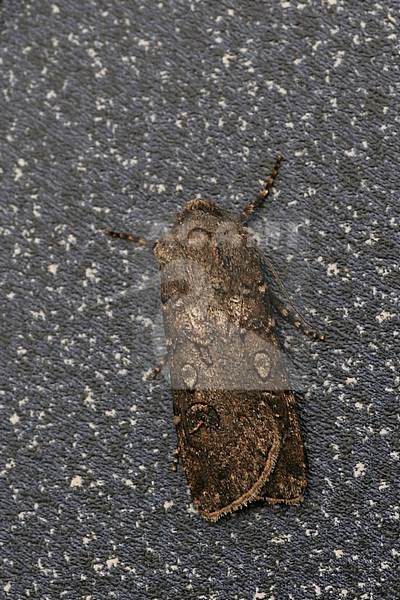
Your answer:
(105, 229), (156, 248)
(264, 255), (325, 340)
(170, 447), (180, 472)
(238, 155), (283, 223)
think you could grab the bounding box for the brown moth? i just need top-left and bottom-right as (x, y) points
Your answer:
(107, 156), (324, 521)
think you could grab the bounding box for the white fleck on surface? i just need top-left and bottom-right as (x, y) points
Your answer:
(106, 557), (119, 569)
(70, 475), (83, 488)
(10, 413), (20, 424)
(376, 310), (395, 323)
(354, 463), (365, 478)
(222, 52), (237, 67)
(327, 263), (339, 276)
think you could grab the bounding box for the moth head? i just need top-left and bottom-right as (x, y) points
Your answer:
(178, 199), (244, 250)
(154, 198), (246, 267)
(179, 198), (223, 217)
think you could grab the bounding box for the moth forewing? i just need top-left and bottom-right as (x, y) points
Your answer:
(154, 198), (307, 520)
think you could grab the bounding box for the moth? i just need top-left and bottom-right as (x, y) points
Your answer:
(107, 156), (324, 521)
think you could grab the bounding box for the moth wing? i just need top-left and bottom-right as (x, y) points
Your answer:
(173, 390), (280, 521)
(257, 390), (307, 504)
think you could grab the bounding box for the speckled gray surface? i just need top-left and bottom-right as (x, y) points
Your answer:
(1, 1), (399, 598)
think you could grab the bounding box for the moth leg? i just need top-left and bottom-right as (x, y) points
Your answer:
(238, 155), (283, 223)
(145, 355), (168, 380)
(170, 447), (180, 472)
(270, 292), (325, 340)
(105, 229), (154, 246)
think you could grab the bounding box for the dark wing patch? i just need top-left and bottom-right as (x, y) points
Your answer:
(258, 390), (307, 504)
(173, 390), (280, 520)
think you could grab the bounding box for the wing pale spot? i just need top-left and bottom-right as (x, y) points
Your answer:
(253, 352), (272, 380)
(181, 363), (197, 390)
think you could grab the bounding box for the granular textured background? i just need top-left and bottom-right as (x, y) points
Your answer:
(1, 1), (399, 598)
